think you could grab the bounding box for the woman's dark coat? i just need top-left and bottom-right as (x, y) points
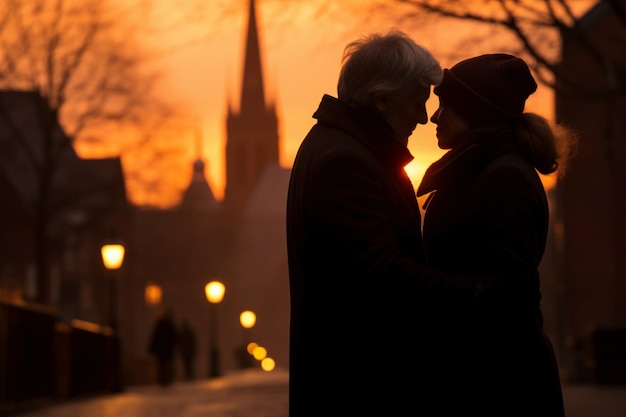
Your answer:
(286, 95), (476, 417)
(417, 125), (565, 417)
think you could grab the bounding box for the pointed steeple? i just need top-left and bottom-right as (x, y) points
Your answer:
(240, 0), (266, 114)
(224, 0), (280, 217)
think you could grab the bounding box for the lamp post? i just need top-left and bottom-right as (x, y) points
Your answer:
(101, 241), (125, 331)
(101, 239), (125, 393)
(238, 310), (256, 368)
(205, 281), (225, 378)
(240, 310), (256, 329)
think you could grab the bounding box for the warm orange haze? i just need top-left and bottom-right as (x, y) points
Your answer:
(77, 0), (591, 206)
(1, 0), (625, 412)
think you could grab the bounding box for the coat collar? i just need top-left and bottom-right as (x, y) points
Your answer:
(313, 94), (414, 168)
(416, 124), (518, 197)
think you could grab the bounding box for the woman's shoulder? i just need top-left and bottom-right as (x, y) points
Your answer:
(474, 151), (547, 205)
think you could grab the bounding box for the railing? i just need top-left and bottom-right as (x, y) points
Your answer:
(0, 300), (56, 412)
(0, 301), (118, 414)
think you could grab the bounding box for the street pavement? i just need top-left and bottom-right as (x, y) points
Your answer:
(8, 368), (626, 417)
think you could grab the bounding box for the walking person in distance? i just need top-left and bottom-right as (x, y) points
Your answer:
(148, 308), (179, 387)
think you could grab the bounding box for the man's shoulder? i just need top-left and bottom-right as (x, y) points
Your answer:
(297, 131), (378, 176)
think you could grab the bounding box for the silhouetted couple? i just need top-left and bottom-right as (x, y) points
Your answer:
(286, 29), (575, 417)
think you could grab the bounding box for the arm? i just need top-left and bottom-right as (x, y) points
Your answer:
(308, 149), (483, 297)
(471, 164), (548, 304)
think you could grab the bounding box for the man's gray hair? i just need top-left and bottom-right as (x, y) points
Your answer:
(337, 29), (442, 107)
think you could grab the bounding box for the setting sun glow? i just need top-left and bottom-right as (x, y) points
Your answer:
(112, 0), (569, 206)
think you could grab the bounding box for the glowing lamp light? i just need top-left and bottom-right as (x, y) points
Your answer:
(252, 346), (267, 361)
(101, 244), (125, 270)
(247, 342), (259, 354)
(240, 310), (256, 329)
(145, 283), (162, 306)
(205, 280), (226, 378)
(261, 357), (275, 372)
(204, 281), (225, 304)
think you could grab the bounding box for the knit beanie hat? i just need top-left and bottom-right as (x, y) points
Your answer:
(434, 53), (537, 125)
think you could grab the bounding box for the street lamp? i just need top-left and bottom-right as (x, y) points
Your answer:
(101, 242), (125, 331)
(205, 280), (225, 378)
(101, 238), (125, 393)
(145, 282), (162, 307)
(238, 310), (256, 369)
(240, 310), (256, 331)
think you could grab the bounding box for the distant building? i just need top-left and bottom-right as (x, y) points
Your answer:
(0, 0), (291, 384)
(127, 156), (231, 381)
(0, 89), (129, 322)
(127, 0), (289, 380)
(554, 0), (626, 381)
(222, 164), (290, 374)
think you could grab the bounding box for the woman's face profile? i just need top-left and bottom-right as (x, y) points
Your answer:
(430, 99), (470, 150)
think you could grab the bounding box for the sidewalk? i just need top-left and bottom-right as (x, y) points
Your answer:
(8, 369), (626, 417)
(563, 383), (626, 417)
(10, 369), (289, 417)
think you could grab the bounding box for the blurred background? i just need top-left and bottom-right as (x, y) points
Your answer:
(0, 0), (624, 412)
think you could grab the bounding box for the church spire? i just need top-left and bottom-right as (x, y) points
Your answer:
(194, 123), (203, 160)
(224, 0), (280, 217)
(240, 0), (266, 114)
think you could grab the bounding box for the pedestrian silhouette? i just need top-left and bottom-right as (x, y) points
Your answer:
(148, 308), (178, 387)
(179, 319), (196, 381)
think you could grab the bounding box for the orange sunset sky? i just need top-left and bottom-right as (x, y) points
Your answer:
(103, 0), (593, 207)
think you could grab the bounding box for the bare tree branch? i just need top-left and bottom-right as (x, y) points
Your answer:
(385, 0), (625, 100)
(0, 0), (189, 302)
